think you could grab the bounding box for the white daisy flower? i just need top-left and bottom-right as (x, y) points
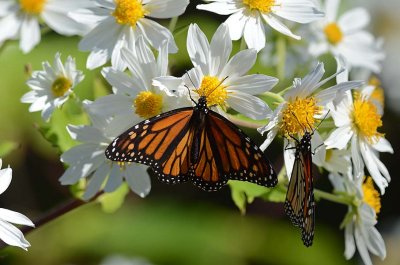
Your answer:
(0, 159), (34, 250)
(329, 173), (386, 265)
(197, 0), (324, 52)
(312, 145), (351, 175)
(59, 113), (151, 200)
(69, 0), (189, 70)
(85, 36), (185, 137)
(309, 0), (384, 72)
(258, 62), (362, 176)
(0, 0), (93, 53)
(21, 53), (84, 121)
(156, 23), (279, 120)
(325, 83), (393, 194)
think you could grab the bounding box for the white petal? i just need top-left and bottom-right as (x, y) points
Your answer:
(42, 8), (91, 36)
(0, 165), (12, 195)
(82, 163), (109, 200)
(101, 67), (140, 96)
(262, 13), (300, 40)
(20, 15), (40, 53)
(0, 209), (34, 227)
(224, 10), (247, 40)
(0, 13), (21, 42)
(104, 164), (123, 193)
(273, 1), (324, 23)
(325, 0), (340, 22)
(157, 40), (169, 76)
(339, 8), (370, 34)
(243, 15), (266, 52)
(146, 0), (189, 18)
(197, 2), (241, 15)
(344, 222), (356, 259)
(260, 127), (279, 151)
(66, 124), (108, 144)
(220, 49), (257, 79)
(41, 102), (56, 122)
(325, 126), (353, 150)
(0, 220), (30, 250)
(372, 137), (393, 154)
(366, 227), (386, 259)
(186, 23), (210, 75)
(351, 135), (364, 179)
(152, 76), (183, 95)
(86, 48), (109, 70)
(284, 139), (296, 179)
(311, 131), (326, 167)
(354, 225), (373, 265)
(228, 74), (278, 95)
(124, 164), (151, 198)
(210, 24), (232, 76)
(137, 18), (178, 53)
(360, 141), (388, 194)
(227, 92), (271, 120)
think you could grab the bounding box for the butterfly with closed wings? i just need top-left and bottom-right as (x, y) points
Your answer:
(284, 112), (328, 247)
(284, 130), (315, 247)
(105, 84), (277, 191)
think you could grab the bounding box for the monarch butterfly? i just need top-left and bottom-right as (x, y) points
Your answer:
(284, 131), (315, 247)
(105, 93), (277, 191)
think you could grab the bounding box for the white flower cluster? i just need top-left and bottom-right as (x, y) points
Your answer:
(3, 0), (390, 262)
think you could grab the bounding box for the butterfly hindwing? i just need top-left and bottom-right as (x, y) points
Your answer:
(207, 111), (277, 187)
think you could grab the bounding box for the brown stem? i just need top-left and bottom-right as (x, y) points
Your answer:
(0, 191), (103, 249)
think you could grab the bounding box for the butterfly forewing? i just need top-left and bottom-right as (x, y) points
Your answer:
(105, 108), (194, 184)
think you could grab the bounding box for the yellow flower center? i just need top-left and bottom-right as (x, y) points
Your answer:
(353, 97), (383, 143)
(113, 0), (147, 27)
(281, 97), (322, 136)
(51, 76), (72, 97)
(369, 77), (385, 106)
(324, 23), (343, 45)
(195, 76), (228, 107)
(243, 0), (275, 13)
(19, 0), (46, 15)
(133, 91), (163, 119)
(362, 177), (381, 215)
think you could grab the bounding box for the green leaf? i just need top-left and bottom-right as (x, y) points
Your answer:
(0, 141), (18, 157)
(260, 186), (286, 202)
(229, 181), (274, 214)
(98, 183), (130, 213)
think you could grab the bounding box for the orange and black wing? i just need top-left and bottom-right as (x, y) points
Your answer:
(284, 140), (315, 247)
(105, 107), (194, 184)
(187, 110), (277, 191)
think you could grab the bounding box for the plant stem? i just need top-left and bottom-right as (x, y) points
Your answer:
(169, 17), (179, 33)
(314, 189), (351, 205)
(240, 37), (247, 50)
(276, 35), (287, 80)
(0, 192), (102, 250)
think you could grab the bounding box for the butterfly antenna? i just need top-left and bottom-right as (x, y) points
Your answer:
(184, 84), (197, 105)
(312, 109), (330, 135)
(206, 76), (229, 98)
(290, 111), (307, 135)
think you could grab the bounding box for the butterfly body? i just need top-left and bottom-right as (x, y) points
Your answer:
(105, 96), (277, 191)
(284, 131), (315, 247)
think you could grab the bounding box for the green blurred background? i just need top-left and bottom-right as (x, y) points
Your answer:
(0, 1), (399, 265)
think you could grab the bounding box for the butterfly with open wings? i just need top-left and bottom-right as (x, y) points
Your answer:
(105, 88), (277, 191)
